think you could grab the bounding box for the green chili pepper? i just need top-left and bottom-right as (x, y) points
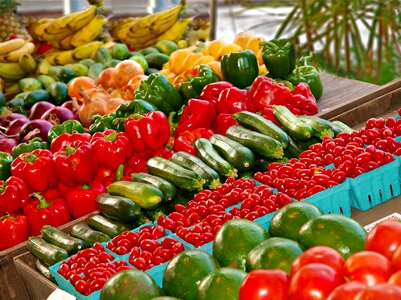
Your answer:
(261, 38), (296, 79)
(0, 151), (12, 180)
(47, 120), (85, 142)
(11, 138), (49, 159)
(115, 99), (158, 118)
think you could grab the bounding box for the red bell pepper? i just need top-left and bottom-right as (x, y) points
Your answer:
(152, 147), (175, 160)
(216, 87), (255, 114)
(10, 149), (57, 192)
(125, 111), (170, 153)
(53, 141), (98, 187)
(0, 214), (29, 250)
(261, 105), (281, 126)
(213, 114), (239, 135)
(174, 99), (216, 137)
(174, 128), (215, 155)
(124, 152), (152, 176)
(0, 176), (30, 215)
(66, 180), (105, 219)
(292, 82), (318, 115)
(23, 192), (71, 236)
(248, 75), (292, 112)
(198, 81), (234, 105)
(90, 129), (133, 170)
(50, 133), (91, 153)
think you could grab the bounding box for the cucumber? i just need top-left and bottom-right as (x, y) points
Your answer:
(27, 237), (68, 266)
(107, 181), (164, 210)
(273, 105), (314, 141)
(209, 134), (255, 172)
(96, 193), (142, 223)
(35, 259), (55, 282)
(226, 126), (284, 159)
(70, 223), (110, 247)
(171, 151), (221, 189)
(194, 138), (238, 178)
(95, 47), (112, 64)
(131, 172), (177, 203)
(146, 156), (205, 192)
(86, 214), (131, 238)
(41, 225), (85, 254)
(332, 120), (355, 133)
(298, 116), (335, 139)
(233, 111), (290, 148)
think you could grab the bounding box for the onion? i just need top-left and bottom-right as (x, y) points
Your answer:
(5, 118), (30, 139)
(27, 101), (56, 120)
(61, 100), (76, 112)
(41, 107), (75, 125)
(0, 138), (18, 154)
(19, 119), (53, 143)
(0, 109), (29, 127)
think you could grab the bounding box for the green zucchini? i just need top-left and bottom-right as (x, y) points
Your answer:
(27, 237), (68, 266)
(284, 136), (303, 159)
(146, 156), (205, 192)
(209, 134), (255, 172)
(86, 214), (131, 238)
(332, 120), (355, 133)
(41, 225), (85, 254)
(170, 151), (221, 189)
(226, 126), (284, 159)
(273, 105), (313, 140)
(194, 138), (238, 178)
(298, 116), (335, 139)
(96, 193), (142, 223)
(144, 205), (173, 222)
(233, 111), (290, 148)
(35, 259), (55, 282)
(70, 223), (110, 247)
(107, 181), (164, 210)
(131, 172), (177, 203)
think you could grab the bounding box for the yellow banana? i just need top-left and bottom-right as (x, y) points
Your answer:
(70, 15), (107, 48)
(72, 41), (104, 60)
(124, 34), (159, 48)
(59, 35), (75, 50)
(102, 41), (116, 50)
(4, 81), (21, 94)
(136, 3), (183, 30)
(148, 7), (182, 35)
(0, 77), (4, 92)
(0, 38), (26, 55)
(2, 42), (35, 63)
(157, 18), (192, 42)
(54, 50), (77, 65)
(0, 62), (26, 80)
(30, 19), (53, 41)
(44, 49), (62, 65)
(18, 53), (37, 74)
(66, 5), (98, 32)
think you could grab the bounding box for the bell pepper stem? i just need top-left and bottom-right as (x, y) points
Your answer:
(81, 184), (91, 190)
(168, 111), (178, 135)
(104, 131), (117, 142)
(115, 164), (124, 181)
(0, 212), (13, 221)
(130, 113), (143, 119)
(30, 192), (52, 209)
(23, 153), (38, 163)
(0, 182), (7, 193)
(64, 145), (77, 155)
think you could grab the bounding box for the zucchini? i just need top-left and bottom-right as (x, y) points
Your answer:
(233, 111), (290, 148)
(298, 116), (335, 139)
(171, 151), (221, 189)
(86, 214), (131, 238)
(194, 138), (238, 178)
(131, 172), (177, 203)
(41, 225), (85, 254)
(146, 156), (205, 192)
(96, 193), (141, 223)
(273, 105), (313, 140)
(145, 205), (173, 222)
(284, 136), (303, 159)
(209, 134), (255, 172)
(107, 181), (164, 210)
(332, 120), (355, 133)
(27, 237), (68, 266)
(226, 126), (284, 159)
(35, 259), (55, 282)
(70, 223), (110, 247)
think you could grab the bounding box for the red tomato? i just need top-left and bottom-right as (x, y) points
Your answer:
(290, 246), (345, 277)
(355, 283), (401, 300)
(239, 269), (289, 300)
(288, 263), (345, 300)
(366, 220), (401, 260)
(344, 251), (392, 286)
(389, 270), (401, 287)
(327, 281), (366, 300)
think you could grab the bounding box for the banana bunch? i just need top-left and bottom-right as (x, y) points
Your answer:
(111, 3), (190, 49)
(0, 38), (35, 63)
(27, 5), (106, 50)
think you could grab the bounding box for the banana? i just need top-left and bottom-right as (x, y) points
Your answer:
(54, 50), (77, 65)
(102, 41), (116, 50)
(59, 35), (75, 50)
(4, 81), (21, 94)
(0, 63), (26, 80)
(70, 15), (107, 48)
(72, 41), (104, 60)
(148, 10), (181, 35)
(44, 49), (62, 65)
(157, 18), (192, 42)
(124, 34), (159, 48)
(0, 38), (26, 55)
(19, 53), (37, 74)
(136, 3), (183, 31)
(66, 5), (98, 32)
(1, 42), (35, 63)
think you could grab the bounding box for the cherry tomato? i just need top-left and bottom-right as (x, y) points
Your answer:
(89, 278), (107, 293)
(98, 252), (114, 263)
(74, 279), (89, 294)
(389, 270), (401, 287)
(354, 283), (401, 300)
(131, 257), (147, 270)
(366, 220), (401, 260)
(327, 281), (366, 300)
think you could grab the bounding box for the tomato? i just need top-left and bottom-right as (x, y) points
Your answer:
(290, 246), (345, 277)
(327, 281), (366, 300)
(389, 270), (401, 287)
(344, 251), (392, 286)
(366, 220), (401, 260)
(239, 269), (289, 300)
(355, 283), (401, 300)
(288, 263), (344, 300)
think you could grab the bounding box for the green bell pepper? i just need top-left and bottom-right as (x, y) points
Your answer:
(261, 38), (296, 79)
(89, 113), (125, 135)
(115, 99), (158, 118)
(134, 73), (183, 115)
(287, 55), (323, 100)
(47, 120), (85, 142)
(221, 50), (259, 89)
(11, 138), (49, 159)
(0, 151), (12, 180)
(179, 64), (221, 101)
